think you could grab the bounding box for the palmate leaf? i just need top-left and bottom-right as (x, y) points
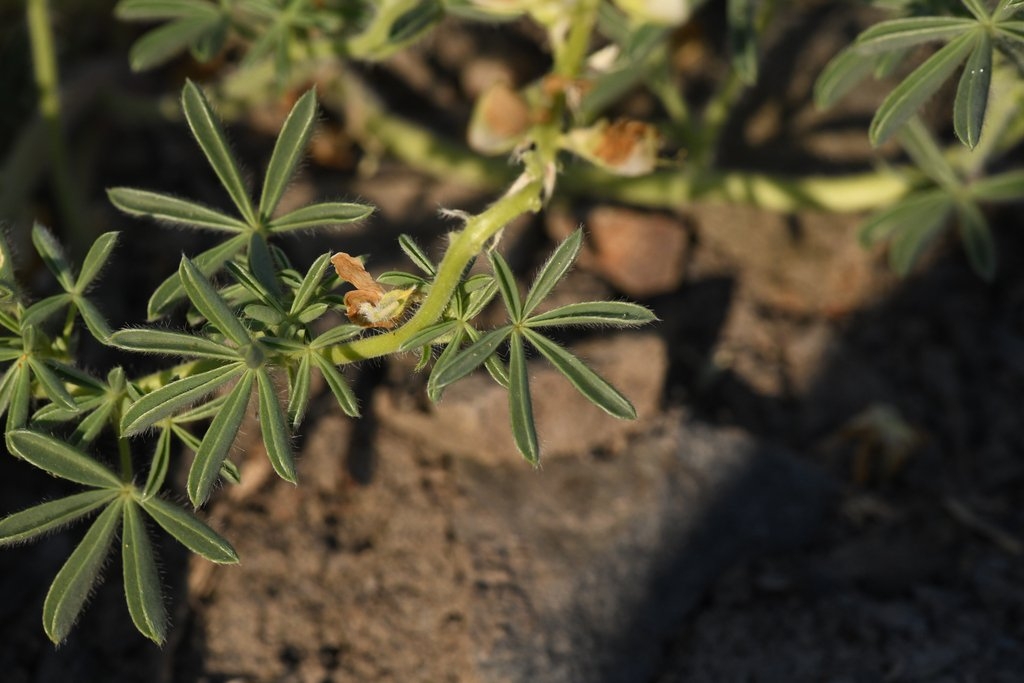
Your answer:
(43, 499), (123, 644)
(7, 361), (31, 430)
(523, 329), (636, 419)
(507, 333), (538, 465)
(462, 275), (499, 319)
(122, 501), (167, 644)
(71, 400), (116, 445)
(308, 324), (364, 350)
(870, 29), (980, 146)
(0, 489), (119, 546)
(77, 298), (113, 343)
(187, 370), (254, 506)
(0, 364), (21, 420)
(260, 89), (317, 221)
(963, 0), (991, 21)
(7, 430), (121, 488)
(182, 80), (256, 225)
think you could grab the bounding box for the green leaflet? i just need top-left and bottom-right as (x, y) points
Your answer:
(7, 430), (121, 488)
(187, 370), (255, 506)
(507, 333), (538, 465)
(138, 495), (238, 563)
(260, 89), (318, 220)
(181, 80), (256, 224)
(122, 501), (167, 644)
(0, 489), (119, 546)
(43, 499), (123, 644)
(523, 329), (636, 420)
(256, 368), (296, 483)
(869, 30), (979, 146)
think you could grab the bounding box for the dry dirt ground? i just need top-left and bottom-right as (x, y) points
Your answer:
(2, 2), (1023, 682)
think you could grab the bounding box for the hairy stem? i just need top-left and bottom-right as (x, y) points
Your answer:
(326, 178), (544, 364)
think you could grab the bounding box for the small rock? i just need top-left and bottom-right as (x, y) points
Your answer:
(548, 205), (689, 297)
(375, 333), (667, 464)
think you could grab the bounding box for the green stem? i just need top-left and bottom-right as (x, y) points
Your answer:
(322, 72), (921, 214)
(26, 0), (84, 244)
(554, 0), (601, 78)
(345, 0), (430, 60)
(117, 436), (132, 481)
(560, 164), (922, 213)
(327, 178), (543, 364)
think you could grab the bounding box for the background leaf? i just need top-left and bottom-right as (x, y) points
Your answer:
(870, 30), (978, 146)
(955, 200), (996, 280)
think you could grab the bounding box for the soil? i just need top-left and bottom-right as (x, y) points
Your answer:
(1, 2), (1023, 682)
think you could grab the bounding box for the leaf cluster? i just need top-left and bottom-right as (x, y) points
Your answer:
(817, 0), (1024, 148)
(2, 75), (655, 645)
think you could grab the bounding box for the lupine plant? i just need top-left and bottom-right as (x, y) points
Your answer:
(3, 0), (1024, 646)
